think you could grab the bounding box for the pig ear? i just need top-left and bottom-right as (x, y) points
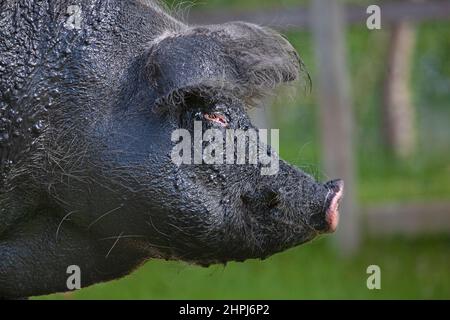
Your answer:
(216, 22), (310, 101)
(146, 23), (309, 107)
(146, 30), (239, 107)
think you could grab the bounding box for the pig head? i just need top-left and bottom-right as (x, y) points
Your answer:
(0, 0), (343, 298)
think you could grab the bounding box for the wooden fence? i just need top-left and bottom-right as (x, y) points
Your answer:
(189, 0), (450, 30)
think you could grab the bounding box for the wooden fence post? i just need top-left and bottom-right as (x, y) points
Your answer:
(311, 0), (360, 254)
(383, 21), (417, 158)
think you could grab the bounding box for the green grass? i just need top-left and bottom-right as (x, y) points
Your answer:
(37, 235), (450, 299)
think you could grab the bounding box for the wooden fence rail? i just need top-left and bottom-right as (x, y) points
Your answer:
(188, 1), (450, 30)
(366, 202), (450, 235)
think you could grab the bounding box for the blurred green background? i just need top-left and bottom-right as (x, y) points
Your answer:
(39, 0), (450, 299)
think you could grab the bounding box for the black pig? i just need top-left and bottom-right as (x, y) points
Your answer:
(0, 0), (343, 298)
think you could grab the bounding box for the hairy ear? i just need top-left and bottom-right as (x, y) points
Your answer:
(146, 29), (236, 106)
(215, 22), (308, 100)
(146, 22), (308, 106)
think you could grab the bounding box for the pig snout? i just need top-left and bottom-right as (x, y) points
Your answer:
(240, 169), (344, 242)
(310, 179), (344, 233)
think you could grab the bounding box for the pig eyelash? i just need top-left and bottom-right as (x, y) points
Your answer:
(203, 112), (229, 127)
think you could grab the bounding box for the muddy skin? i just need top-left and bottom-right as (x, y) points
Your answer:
(0, 0), (343, 298)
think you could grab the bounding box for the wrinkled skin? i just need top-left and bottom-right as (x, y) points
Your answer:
(0, 0), (343, 298)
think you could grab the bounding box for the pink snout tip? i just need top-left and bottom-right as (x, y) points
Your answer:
(325, 179), (344, 233)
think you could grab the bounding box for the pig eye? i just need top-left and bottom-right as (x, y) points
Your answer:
(203, 112), (229, 127)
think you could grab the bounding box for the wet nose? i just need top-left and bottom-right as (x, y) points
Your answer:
(311, 179), (344, 233)
(324, 179), (344, 232)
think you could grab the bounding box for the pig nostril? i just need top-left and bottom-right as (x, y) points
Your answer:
(325, 179), (344, 194)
